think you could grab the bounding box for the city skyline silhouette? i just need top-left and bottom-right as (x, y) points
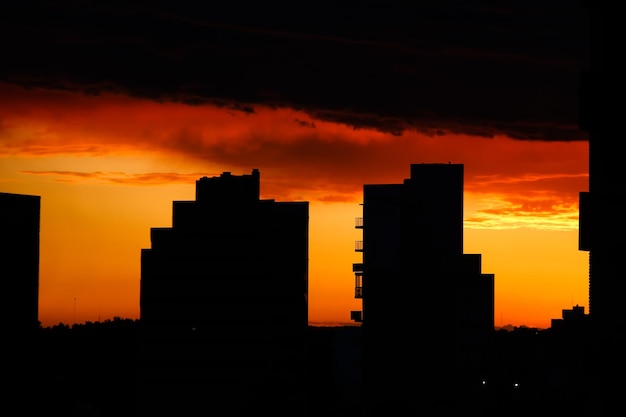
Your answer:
(0, 2), (591, 329)
(2, 3), (615, 414)
(2, 160), (608, 415)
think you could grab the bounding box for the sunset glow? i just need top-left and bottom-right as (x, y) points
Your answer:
(0, 83), (589, 329)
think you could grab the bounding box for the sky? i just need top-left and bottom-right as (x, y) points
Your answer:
(0, 1), (592, 328)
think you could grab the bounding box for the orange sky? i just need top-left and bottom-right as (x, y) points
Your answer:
(0, 82), (590, 329)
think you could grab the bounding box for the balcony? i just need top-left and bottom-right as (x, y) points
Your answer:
(354, 272), (362, 298)
(355, 240), (363, 252)
(355, 286), (363, 298)
(355, 217), (363, 229)
(350, 311), (363, 323)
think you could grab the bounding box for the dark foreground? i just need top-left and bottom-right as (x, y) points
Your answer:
(6, 319), (602, 416)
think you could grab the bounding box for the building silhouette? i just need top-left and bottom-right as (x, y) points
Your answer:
(550, 304), (591, 332)
(0, 192), (41, 411)
(351, 163), (494, 415)
(138, 169), (309, 416)
(578, 3), (624, 412)
(578, 1), (621, 341)
(0, 192), (41, 335)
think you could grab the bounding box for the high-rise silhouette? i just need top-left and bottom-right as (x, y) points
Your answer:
(138, 169), (309, 416)
(352, 163), (494, 415)
(578, 3), (624, 412)
(578, 1), (620, 338)
(0, 192), (40, 335)
(0, 192), (41, 411)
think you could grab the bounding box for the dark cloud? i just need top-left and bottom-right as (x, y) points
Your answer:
(0, 1), (590, 140)
(294, 119), (316, 129)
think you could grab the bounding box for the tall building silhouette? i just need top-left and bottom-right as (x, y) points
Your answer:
(138, 169), (309, 416)
(351, 163), (494, 414)
(0, 192), (40, 410)
(0, 192), (41, 335)
(578, 3), (624, 411)
(578, 1), (620, 338)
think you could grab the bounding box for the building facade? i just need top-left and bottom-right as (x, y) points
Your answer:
(139, 169), (309, 416)
(352, 163), (494, 414)
(578, 3), (624, 340)
(0, 192), (41, 335)
(578, 4), (624, 410)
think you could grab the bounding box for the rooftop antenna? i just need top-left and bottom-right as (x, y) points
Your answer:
(74, 297), (76, 324)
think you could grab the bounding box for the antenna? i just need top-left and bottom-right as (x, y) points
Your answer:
(74, 297), (76, 323)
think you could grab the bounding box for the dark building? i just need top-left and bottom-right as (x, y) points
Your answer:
(0, 192), (41, 410)
(578, 2), (623, 340)
(0, 192), (41, 335)
(138, 169), (309, 416)
(578, 3), (625, 411)
(351, 163), (494, 415)
(550, 304), (591, 332)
